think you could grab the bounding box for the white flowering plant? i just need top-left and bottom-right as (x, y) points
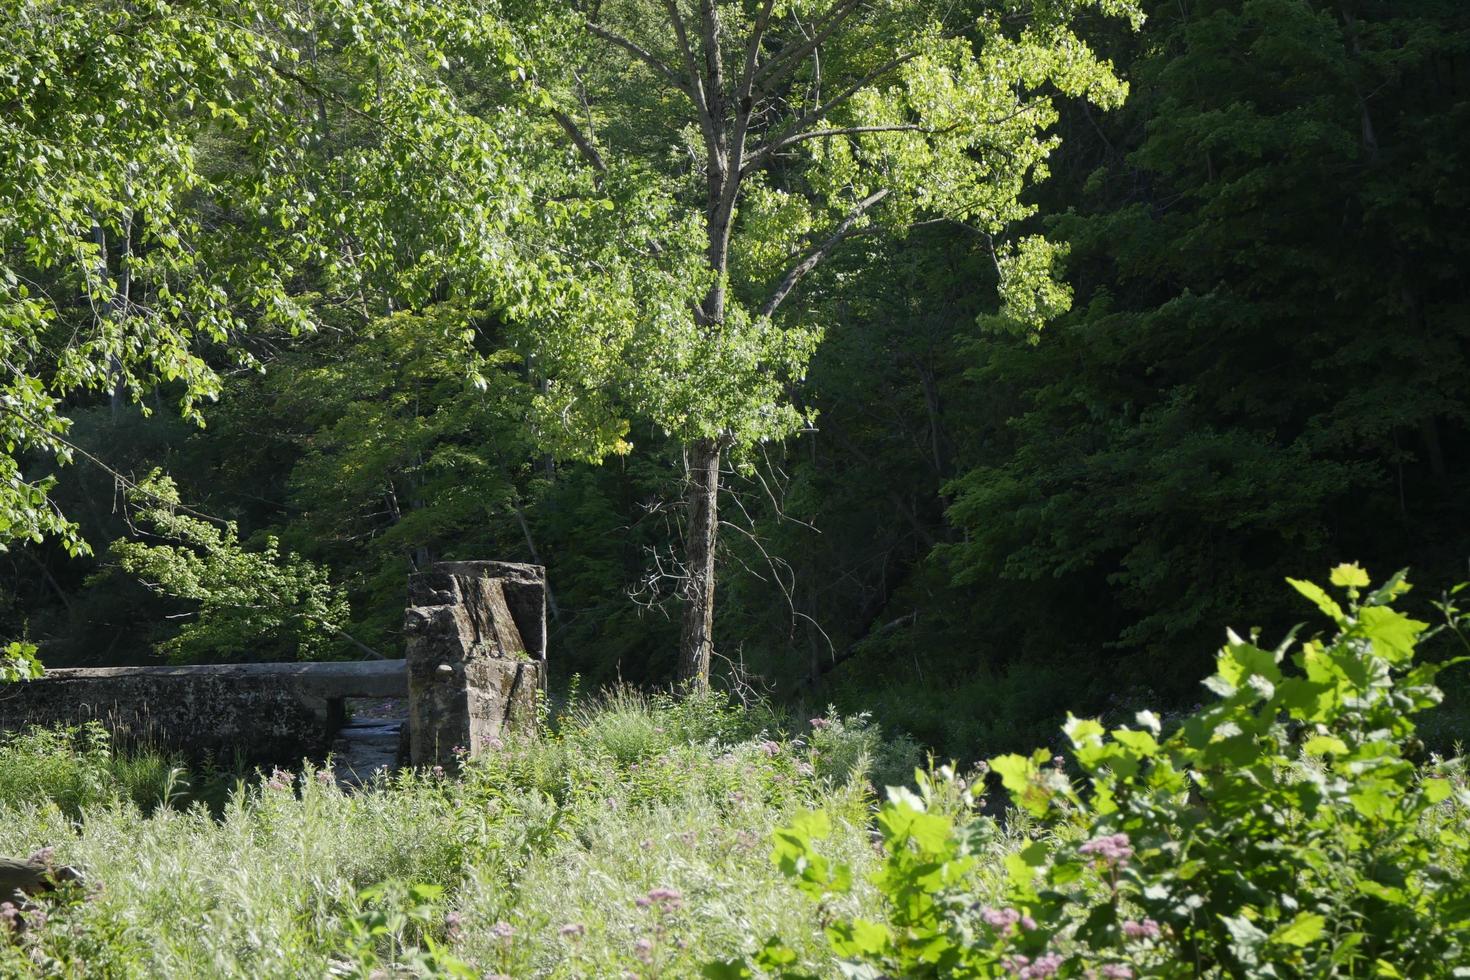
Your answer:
(715, 567), (1470, 978)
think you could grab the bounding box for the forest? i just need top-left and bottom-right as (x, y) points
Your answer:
(2, 0), (1470, 976)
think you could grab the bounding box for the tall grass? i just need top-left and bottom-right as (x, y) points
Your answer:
(0, 688), (909, 977)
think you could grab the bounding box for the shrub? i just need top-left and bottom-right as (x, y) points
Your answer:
(733, 567), (1470, 978)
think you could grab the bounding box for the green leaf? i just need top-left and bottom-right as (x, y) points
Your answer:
(1330, 564), (1370, 589)
(1288, 577), (1346, 624)
(1271, 912), (1326, 947)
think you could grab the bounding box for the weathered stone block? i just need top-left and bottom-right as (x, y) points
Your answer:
(404, 561), (546, 767)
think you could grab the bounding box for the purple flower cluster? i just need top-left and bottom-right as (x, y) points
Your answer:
(559, 922), (586, 939)
(980, 906), (1037, 933)
(1002, 951), (1063, 978)
(490, 920), (515, 941)
(634, 937), (655, 963)
(1100, 965), (1134, 979)
(1078, 832), (1133, 866)
(1122, 918), (1161, 941)
(265, 769), (292, 792)
(809, 717), (831, 730)
(636, 886), (683, 910)
(758, 740), (782, 757)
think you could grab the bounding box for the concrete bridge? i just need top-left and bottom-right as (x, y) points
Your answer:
(0, 561), (546, 775)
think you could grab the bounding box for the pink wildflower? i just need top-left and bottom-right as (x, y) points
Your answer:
(634, 937), (655, 963)
(28, 847), (55, 867)
(809, 717), (831, 730)
(1078, 832), (1133, 866)
(443, 911), (462, 941)
(1101, 966), (1134, 979)
(0, 902), (18, 932)
(759, 739), (781, 756)
(431, 765), (446, 778)
(480, 733), (505, 751)
(1021, 914), (1038, 931)
(490, 920), (515, 941)
(981, 906), (1021, 930)
(1122, 918), (1161, 941)
(265, 769), (292, 792)
(1004, 951), (1063, 978)
(559, 922), (586, 939)
(644, 887), (683, 909)
(315, 770), (335, 786)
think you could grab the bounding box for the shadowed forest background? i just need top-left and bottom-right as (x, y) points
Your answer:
(4, 0), (1469, 762)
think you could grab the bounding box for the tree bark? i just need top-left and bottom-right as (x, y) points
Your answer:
(678, 437), (721, 689)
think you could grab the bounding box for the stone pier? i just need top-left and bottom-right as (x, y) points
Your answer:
(404, 561), (546, 767)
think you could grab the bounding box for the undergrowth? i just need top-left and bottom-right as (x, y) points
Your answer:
(0, 687), (909, 977)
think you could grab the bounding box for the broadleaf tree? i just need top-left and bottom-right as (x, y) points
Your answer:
(526, 0), (1141, 686)
(0, 0), (559, 557)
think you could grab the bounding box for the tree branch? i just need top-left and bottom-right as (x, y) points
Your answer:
(755, 123), (929, 160)
(752, 0), (863, 92)
(585, 22), (687, 93)
(741, 52), (919, 174)
(759, 188), (890, 319)
(548, 105), (607, 175)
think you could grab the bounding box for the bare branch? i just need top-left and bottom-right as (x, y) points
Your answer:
(658, 0), (718, 150)
(760, 123), (930, 158)
(752, 0), (863, 92)
(548, 104), (607, 175)
(736, 0), (778, 108)
(742, 52), (919, 174)
(759, 188), (890, 319)
(585, 22), (687, 93)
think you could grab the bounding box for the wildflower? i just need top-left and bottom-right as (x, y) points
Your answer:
(452, 744), (467, 758)
(759, 740), (781, 756)
(490, 920), (515, 941)
(1122, 918), (1161, 941)
(443, 911), (463, 942)
(981, 906), (1021, 930)
(315, 770), (335, 786)
(28, 847), (55, 868)
(24, 908), (45, 931)
(0, 902), (18, 932)
(480, 733), (504, 752)
(431, 765), (446, 778)
(1100, 966), (1134, 979)
(809, 717), (830, 730)
(645, 886), (682, 908)
(559, 922), (586, 939)
(1025, 952), (1063, 978)
(1051, 755), (1066, 770)
(796, 762), (815, 778)
(1003, 952), (1063, 979)
(265, 769), (292, 792)
(634, 937), (655, 963)
(1021, 915), (1038, 931)
(1078, 832), (1133, 866)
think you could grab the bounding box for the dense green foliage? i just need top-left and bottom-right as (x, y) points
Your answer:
(4, 0), (1469, 754)
(734, 569), (1470, 977)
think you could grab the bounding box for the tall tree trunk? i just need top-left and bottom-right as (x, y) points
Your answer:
(678, 437), (721, 689)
